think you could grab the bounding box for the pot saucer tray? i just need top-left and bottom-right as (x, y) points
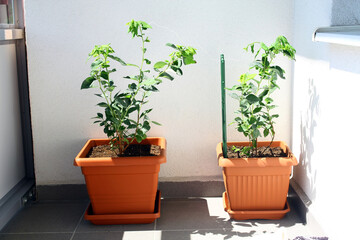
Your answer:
(222, 192), (290, 220)
(85, 190), (161, 225)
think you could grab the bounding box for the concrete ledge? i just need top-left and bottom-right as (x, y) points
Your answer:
(36, 179), (226, 201)
(159, 180), (225, 198)
(289, 178), (323, 230)
(36, 180), (306, 201)
(36, 180), (308, 215)
(36, 184), (89, 201)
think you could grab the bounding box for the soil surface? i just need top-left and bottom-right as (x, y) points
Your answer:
(87, 144), (161, 158)
(227, 146), (287, 158)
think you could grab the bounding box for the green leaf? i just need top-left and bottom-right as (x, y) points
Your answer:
(152, 121), (161, 126)
(268, 105), (277, 110)
(108, 55), (126, 66)
(142, 121), (151, 131)
(264, 128), (269, 137)
(97, 102), (108, 107)
(253, 107), (262, 114)
(249, 61), (263, 70)
(262, 55), (270, 68)
(240, 99), (249, 109)
(183, 56), (196, 65)
(265, 97), (273, 104)
(147, 86), (159, 92)
(126, 19), (140, 38)
(90, 59), (102, 70)
(127, 63), (140, 68)
(246, 94), (259, 104)
(97, 113), (103, 118)
(141, 78), (159, 86)
(81, 76), (96, 89)
(270, 82), (280, 91)
(253, 128), (261, 138)
(260, 42), (268, 51)
(127, 124), (137, 129)
(171, 66), (183, 75)
(136, 134), (143, 143)
(159, 72), (174, 80)
(270, 66), (285, 79)
(259, 89), (269, 99)
(173, 59), (182, 68)
(107, 85), (115, 92)
(229, 92), (240, 100)
(138, 21), (152, 30)
(249, 116), (256, 124)
(117, 98), (131, 108)
(242, 146), (251, 156)
(246, 73), (257, 81)
(124, 75), (140, 81)
(140, 108), (153, 118)
(239, 74), (246, 83)
(128, 106), (137, 114)
(144, 58), (151, 64)
(100, 71), (109, 80)
(166, 43), (178, 49)
(154, 61), (167, 69)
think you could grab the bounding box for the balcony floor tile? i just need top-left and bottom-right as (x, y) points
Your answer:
(0, 197), (326, 240)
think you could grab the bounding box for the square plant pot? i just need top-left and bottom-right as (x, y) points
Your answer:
(74, 137), (166, 219)
(217, 141), (297, 219)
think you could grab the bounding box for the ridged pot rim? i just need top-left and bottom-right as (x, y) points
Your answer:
(74, 137), (166, 167)
(217, 141), (298, 168)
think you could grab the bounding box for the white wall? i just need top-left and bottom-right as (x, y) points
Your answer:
(0, 44), (26, 199)
(292, 0), (360, 239)
(25, 0), (294, 185)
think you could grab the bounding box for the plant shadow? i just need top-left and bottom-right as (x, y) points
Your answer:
(158, 196), (303, 240)
(297, 78), (320, 210)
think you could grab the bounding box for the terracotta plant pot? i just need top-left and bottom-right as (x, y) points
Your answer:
(217, 141), (298, 220)
(74, 137), (166, 224)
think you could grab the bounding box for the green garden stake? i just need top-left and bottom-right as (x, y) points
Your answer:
(220, 54), (228, 158)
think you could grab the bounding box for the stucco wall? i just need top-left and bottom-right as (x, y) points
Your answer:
(25, 0), (294, 185)
(292, 0), (360, 239)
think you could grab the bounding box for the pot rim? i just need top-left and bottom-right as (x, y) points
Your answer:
(217, 141), (298, 168)
(74, 137), (166, 167)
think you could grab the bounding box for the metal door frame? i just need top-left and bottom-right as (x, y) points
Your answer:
(0, 0), (35, 230)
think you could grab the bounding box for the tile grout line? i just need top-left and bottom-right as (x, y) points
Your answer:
(69, 201), (89, 240)
(153, 219), (157, 240)
(149, 227), (237, 232)
(0, 232), (74, 235)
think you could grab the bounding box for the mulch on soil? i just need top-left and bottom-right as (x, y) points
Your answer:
(87, 144), (161, 158)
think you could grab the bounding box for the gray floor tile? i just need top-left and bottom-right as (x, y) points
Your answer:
(75, 217), (155, 232)
(227, 197), (320, 239)
(72, 232), (124, 240)
(0, 201), (88, 233)
(156, 198), (233, 231)
(157, 230), (243, 240)
(73, 230), (163, 240)
(0, 233), (72, 240)
(0, 196), (328, 240)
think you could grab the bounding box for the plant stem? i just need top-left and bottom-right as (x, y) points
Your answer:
(120, 27), (148, 154)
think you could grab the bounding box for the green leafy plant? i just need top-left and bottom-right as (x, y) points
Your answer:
(81, 20), (197, 155)
(229, 36), (296, 157)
